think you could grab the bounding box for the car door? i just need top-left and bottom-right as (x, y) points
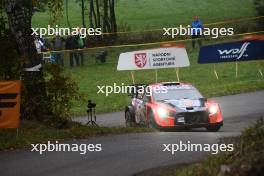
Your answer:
(134, 92), (144, 124)
(137, 90), (152, 124)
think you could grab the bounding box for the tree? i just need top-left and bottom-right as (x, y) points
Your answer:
(81, 0), (87, 28)
(0, 7), (21, 80)
(253, 0), (264, 27)
(3, 0), (63, 119)
(78, 0), (117, 33)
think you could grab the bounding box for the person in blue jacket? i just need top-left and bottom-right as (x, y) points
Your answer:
(191, 16), (203, 49)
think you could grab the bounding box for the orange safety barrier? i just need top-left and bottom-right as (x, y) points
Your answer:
(0, 80), (21, 128)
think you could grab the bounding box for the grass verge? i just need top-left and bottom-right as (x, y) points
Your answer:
(32, 0), (255, 30)
(0, 120), (155, 151)
(136, 117), (264, 176)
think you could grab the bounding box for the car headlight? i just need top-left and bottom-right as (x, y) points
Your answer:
(157, 107), (167, 118)
(208, 105), (218, 115)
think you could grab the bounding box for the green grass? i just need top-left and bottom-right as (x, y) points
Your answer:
(32, 0), (264, 116)
(0, 120), (154, 151)
(32, 0), (256, 30)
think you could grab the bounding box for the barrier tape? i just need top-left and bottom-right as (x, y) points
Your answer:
(43, 15), (264, 39)
(41, 30), (264, 54)
(101, 16), (264, 35)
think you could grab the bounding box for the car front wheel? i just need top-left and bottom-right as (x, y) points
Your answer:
(148, 110), (158, 129)
(206, 124), (221, 132)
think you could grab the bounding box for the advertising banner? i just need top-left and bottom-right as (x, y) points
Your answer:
(117, 47), (190, 71)
(198, 39), (264, 64)
(0, 80), (21, 128)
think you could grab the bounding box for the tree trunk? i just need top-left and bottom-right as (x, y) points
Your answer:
(89, 0), (94, 28)
(81, 0), (86, 28)
(89, 0), (98, 28)
(103, 0), (110, 33)
(95, 0), (101, 28)
(4, 0), (50, 120)
(109, 0), (117, 32)
(66, 0), (72, 28)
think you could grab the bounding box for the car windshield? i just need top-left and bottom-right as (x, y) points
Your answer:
(153, 87), (203, 101)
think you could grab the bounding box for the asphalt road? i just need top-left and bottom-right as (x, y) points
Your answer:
(1, 91), (264, 176)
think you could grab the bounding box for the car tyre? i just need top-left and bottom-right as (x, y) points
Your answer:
(206, 124), (221, 132)
(148, 110), (157, 129)
(125, 110), (135, 127)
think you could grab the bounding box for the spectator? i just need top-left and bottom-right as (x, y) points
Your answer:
(51, 34), (65, 67)
(39, 37), (49, 52)
(77, 34), (86, 66)
(191, 16), (203, 49)
(65, 35), (79, 67)
(34, 35), (42, 54)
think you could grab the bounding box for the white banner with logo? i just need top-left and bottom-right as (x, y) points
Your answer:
(117, 47), (190, 71)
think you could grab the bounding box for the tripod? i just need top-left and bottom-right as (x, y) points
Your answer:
(86, 107), (98, 126)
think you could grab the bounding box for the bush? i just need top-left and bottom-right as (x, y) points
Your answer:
(44, 63), (81, 125)
(0, 16), (21, 80)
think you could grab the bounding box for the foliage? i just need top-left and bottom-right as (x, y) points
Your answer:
(44, 63), (81, 123)
(254, 0), (264, 15)
(2, 0), (76, 123)
(0, 13), (21, 80)
(47, 0), (64, 24)
(253, 0), (264, 27)
(32, 0), (64, 24)
(75, 0), (117, 31)
(32, 0), (48, 12)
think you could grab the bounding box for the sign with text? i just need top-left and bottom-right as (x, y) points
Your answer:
(0, 81), (21, 128)
(198, 39), (264, 64)
(117, 47), (190, 71)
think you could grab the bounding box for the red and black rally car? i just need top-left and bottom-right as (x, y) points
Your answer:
(125, 82), (223, 131)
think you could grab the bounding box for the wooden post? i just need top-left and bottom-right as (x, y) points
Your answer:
(175, 68), (180, 82)
(235, 62), (238, 78)
(257, 63), (263, 77)
(214, 64), (219, 80)
(259, 69), (263, 77)
(155, 69), (158, 83)
(130, 71), (135, 84)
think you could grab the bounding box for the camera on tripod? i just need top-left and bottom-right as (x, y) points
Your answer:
(87, 100), (96, 110)
(86, 100), (98, 126)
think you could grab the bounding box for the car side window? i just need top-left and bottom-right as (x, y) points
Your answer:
(137, 92), (144, 99)
(142, 93), (151, 103)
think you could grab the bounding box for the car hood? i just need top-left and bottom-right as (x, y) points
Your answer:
(160, 99), (206, 112)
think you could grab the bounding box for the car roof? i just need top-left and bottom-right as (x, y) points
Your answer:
(149, 82), (193, 87)
(128, 82), (196, 97)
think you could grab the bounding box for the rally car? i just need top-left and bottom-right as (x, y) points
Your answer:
(125, 82), (223, 131)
